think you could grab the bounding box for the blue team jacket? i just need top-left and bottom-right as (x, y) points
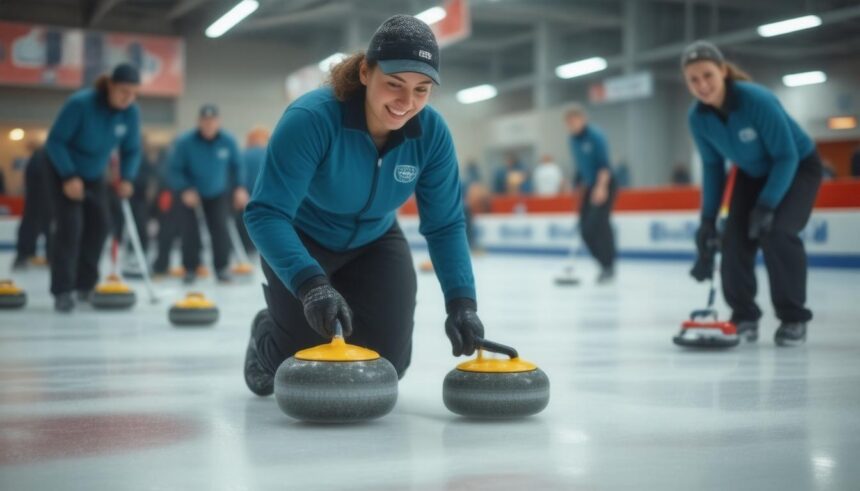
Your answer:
(569, 124), (610, 187)
(45, 88), (141, 181)
(244, 87), (475, 303)
(688, 80), (815, 218)
(242, 145), (266, 191)
(168, 130), (243, 198)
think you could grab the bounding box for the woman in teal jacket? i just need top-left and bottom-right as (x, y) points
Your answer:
(242, 15), (485, 395)
(683, 41), (822, 346)
(44, 63), (142, 312)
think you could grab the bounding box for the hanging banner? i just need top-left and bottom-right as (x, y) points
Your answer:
(0, 21), (184, 96)
(0, 22), (83, 88)
(589, 71), (654, 104)
(433, 0), (471, 48)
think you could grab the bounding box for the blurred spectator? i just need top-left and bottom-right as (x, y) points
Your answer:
(614, 160), (631, 188)
(12, 145), (53, 269)
(237, 125), (271, 254)
(821, 159), (837, 180)
(671, 162), (692, 185)
(851, 145), (860, 178)
(462, 158), (482, 186)
(533, 154), (563, 196)
(492, 153), (529, 195)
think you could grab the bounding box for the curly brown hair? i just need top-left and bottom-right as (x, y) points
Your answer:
(326, 52), (377, 101)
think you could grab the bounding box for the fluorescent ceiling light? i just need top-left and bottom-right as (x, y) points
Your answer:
(782, 70), (826, 87)
(456, 84), (498, 104)
(318, 52), (347, 72)
(555, 57), (607, 79)
(206, 0), (259, 38)
(757, 15), (821, 37)
(415, 7), (447, 25)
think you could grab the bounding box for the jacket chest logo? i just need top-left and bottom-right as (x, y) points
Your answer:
(217, 148), (229, 159)
(738, 127), (758, 143)
(394, 164), (419, 183)
(114, 124), (127, 138)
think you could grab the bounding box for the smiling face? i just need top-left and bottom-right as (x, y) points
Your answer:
(683, 60), (728, 107)
(360, 62), (433, 138)
(108, 81), (139, 110)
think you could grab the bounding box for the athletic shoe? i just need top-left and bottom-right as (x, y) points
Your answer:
(596, 267), (615, 284)
(54, 293), (74, 313)
(244, 309), (275, 396)
(76, 290), (93, 302)
(735, 320), (759, 342)
(775, 322), (807, 347)
(183, 272), (196, 285)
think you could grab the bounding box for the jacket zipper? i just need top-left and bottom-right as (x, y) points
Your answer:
(343, 156), (383, 249)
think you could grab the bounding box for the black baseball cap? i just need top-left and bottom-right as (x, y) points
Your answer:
(681, 40), (724, 68)
(366, 15), (441, 85)
(111, 63), (140, 84)
(199, 104), (219, 118)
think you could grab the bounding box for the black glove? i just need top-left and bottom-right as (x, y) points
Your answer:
(690, 220), (718, 282)
(297, 276), (353, 338)
(444, 298), (485, 357)
(748, 205), (775, 240)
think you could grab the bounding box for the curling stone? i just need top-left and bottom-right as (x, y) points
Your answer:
(0, 279), (27, 309)
(91, 274), (136, 310)
(231, 262), (254, 276)
(419, 259), (434, 273)
(274, 324), (398, 423)
(168, 292), (219, 326)
(443, 338), (550, 419)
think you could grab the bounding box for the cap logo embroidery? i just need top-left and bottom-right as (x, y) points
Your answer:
(418, 50), (432, 60)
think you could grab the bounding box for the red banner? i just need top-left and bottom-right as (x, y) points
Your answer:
(433, 0), (471, 48)
(0, 21), (184, 96)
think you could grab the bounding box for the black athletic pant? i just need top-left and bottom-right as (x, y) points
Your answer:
(178, 194), (230, 273)
(580, 179), (617, 270)
(235, 211), (255, 254)
(153, 190), (181, 273)
(47, 165), (110, 296)
(256, 222), (417, 378)
(721, 153), (823, 324)
(15, 149), (53, 261)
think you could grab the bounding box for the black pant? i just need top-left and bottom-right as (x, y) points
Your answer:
(256, 222), (417, 378)
(48, 166), (110, 296)
(580, 179), (617, 270)
(153, 190), (181, 273)
(721, 153), (823, 323)
(178, 194), (230, 273)
(16, 149), (53, 261)
(235, 211), (256, 254)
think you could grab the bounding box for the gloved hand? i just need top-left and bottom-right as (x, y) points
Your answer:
(297, 276), (353, 338)
(445, 298), (485, 356)
(690, 220), (718, 282)
(748, 205), (775, 240)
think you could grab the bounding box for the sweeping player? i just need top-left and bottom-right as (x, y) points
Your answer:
(44, 63), (142, 312)
(242, 15), (486, 395)
(683, 41), (823, 346)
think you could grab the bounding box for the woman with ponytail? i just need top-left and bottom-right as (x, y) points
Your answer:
(682, 41), (822, 347)
(242, 15), (486, 395)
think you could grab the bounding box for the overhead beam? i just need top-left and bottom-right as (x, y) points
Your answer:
(470, 4), (860, 94)
(235, 2), (350, 32)
(89, 0), (125, 26)
(167, 0), (210, 21)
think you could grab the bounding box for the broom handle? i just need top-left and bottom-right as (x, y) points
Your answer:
(226, 214), (252, 265)
(121, 199), (158, 302)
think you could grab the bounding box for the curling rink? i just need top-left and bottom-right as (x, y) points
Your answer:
(2, 252), (859, 490)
